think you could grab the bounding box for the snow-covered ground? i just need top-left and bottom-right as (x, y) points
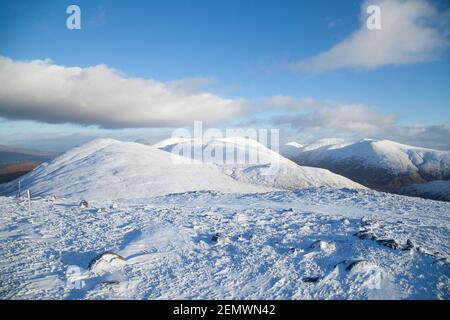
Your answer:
(1, 188), (449, 300)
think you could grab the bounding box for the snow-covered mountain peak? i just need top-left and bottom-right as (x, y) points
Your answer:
(154, 137), (365, 190)
(302, 138), (350, 151)
(0, 139), (271, 200)
(282, 138), (450, 193)
(285, 142), (304, 149)
(152, 136), (197, 150)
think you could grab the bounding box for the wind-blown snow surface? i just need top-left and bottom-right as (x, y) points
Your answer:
(282, 139), (450, 193)
(0, 139), (269, 200)
(0, 188), (449, 299)
(153, 137), (364, 190)
(401, 181), (450, 202)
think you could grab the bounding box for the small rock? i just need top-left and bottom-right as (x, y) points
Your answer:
(211, 233), (220, 243)
(354, 230), (377, 241)
(376, 239), (399, 249)
(402, 239), (414, 251)
(110, 203), (119, 209)
(80, 200), (89, 208)
(302, 276), (320, 283)
(97, 207), (107, 213)
(47, 195), (57, 202)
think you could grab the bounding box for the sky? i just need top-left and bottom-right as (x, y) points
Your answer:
(0, 0), (449, 151)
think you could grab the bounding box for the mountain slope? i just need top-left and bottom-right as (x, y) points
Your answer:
(282, 139), (450, 193)
(0, 139), (270, 200)
(400, 180), (450, 202)
(154, 137), (365, 190)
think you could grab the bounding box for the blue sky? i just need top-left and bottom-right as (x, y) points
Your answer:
(0, 0), (449, 151)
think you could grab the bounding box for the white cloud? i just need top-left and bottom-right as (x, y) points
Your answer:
(262, 95), (324, 109)
(293, 0), (450, 72)
(271, 102), (398, 134)
(263, 96), (450, 150)
(385, 123), (450, 150)
(0, 56), (246, 128)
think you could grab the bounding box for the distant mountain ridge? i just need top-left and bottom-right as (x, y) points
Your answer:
(282, 138), (450, 194)
(153, 136), (365, 190)
(0, 145), (55, 165)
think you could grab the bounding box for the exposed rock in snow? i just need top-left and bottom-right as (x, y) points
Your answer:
(376, 239), (400, 250)
(345, 260), (378, 275)
(80, 200), (89, 208)
(89, 252), (126, 275)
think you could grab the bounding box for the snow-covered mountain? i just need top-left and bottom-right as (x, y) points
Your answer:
(401, 180), (450, 202)
(153, 136), (365, 190)
(0, 139), (270, 200)
(282, 138), (450, 193)
(1, 138), (449, 300)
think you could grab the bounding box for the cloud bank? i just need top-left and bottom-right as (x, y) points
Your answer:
(0, 56), (246, 128)
(275, 105), (397, 133)
(293, 0), (450, 72)
(259, 96), (450, 150)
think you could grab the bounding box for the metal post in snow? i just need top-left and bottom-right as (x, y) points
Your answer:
(17, 180), (21, 198)
(27, 189), (31, 215)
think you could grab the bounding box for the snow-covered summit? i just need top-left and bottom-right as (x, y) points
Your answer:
(154, 136), (365, 190)
(152, 136), (197, 150)
(0, 139), (270, 200)
(285, 142), (304, 149)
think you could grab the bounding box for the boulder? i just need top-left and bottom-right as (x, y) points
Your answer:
(376, 239), (399, 249)
(88, 252), (126, 274)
